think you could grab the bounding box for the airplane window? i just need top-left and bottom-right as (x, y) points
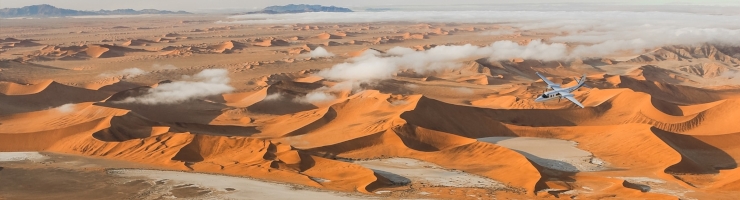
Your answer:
(541, 94), (548, 98)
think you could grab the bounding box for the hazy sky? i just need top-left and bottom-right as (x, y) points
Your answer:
(2, 0), (739, 12)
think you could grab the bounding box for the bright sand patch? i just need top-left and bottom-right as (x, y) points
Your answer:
(349, 158), (504, 188)
(0, 152), (48, 162)
(478, 137), (606, 172)
(108, 169), (369, 200)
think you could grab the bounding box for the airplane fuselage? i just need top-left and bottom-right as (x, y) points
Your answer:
(534, 85), (581, 102)
(535, 89), (565, 102)
(535, 93), (560, 102)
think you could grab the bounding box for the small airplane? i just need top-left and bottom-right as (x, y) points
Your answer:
(534, 72), (590, 108)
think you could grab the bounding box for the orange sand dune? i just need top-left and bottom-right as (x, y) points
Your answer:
(275, 90), (418, 148)
(4, 66), (738, 198)
(315, 33), (342, 40)
(502, 122), (740, 197)
(309, 124), (542, 194)
(208, 41), (235, 53)
(0, 38), (42, 48)
(0, 79), (54, 95)
(540, 175), (679, 199)
(22, 44), (145, 60)
(0, 106), (389, 194)
(711, 167), (740, 192)
(0, 116), (114, 152)
(0, 81), (112, 115)
(221, 87), (269, 107)
(628, 65), (697, 84)
(509, 124), (681, 171)
(84, 45), (110, 58)
(610, 75), (740, 104)
(80, 78), (122, 90)
(390, 84), (737, 146)
(164, 33), (181, 37)
(97, 101), (228, 125)
(399, 32), (426, 40)
(120, 39), (157, 46)
(654, 130), (740, 175)
(90, 112), (170, 142)
(0, 102), (127, 134)
(419, 61), (496, 84)
(254, 90), (545, 193)
(252, 39), (289, 47)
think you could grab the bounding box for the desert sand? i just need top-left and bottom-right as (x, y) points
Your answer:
(1, 11), (740, 200)
(0, 152), (370, 200)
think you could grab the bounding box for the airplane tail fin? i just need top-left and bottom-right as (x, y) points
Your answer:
(576, 74), (591, 88)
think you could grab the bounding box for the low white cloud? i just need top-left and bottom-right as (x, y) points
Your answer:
(115, 69), (234, 105)
(386, 46), (418, 56)
(225, 10), (740, 30)
(328, 81), (363, 93)
(225, 10), (740, 58)
(717, 69), (740, 85)
(320, 44), (485, 82)
(317, 40), (569, 84)
(307, 47), (335, 58)
(315, 32), (740, 88)
(318, 54), (399, 81)
(55, 103), (75, 113)
(559, 28), (740, 58)
(487, 40), (568, 61)
(294, 91), (336, 104)
(263, 93), (283, 101)
(98, 68), (148, 78)
(239, 7), (740, 100)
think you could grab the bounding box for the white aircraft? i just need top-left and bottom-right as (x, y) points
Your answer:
(534, 72), (589, 108)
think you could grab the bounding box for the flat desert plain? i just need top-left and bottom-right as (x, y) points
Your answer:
(1, 11), (740, 200)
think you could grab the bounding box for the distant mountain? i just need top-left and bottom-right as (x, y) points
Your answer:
(0, 4), (190, 18)
(246, 4), (352, 14)
(96, 8), (190, 15)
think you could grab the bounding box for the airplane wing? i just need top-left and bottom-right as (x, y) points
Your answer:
(535, 72), (560, 89)
(563, 94), (585, 108)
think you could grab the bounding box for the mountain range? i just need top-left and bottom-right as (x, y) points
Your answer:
(245, 4), (353, 14)
(0, 4), (190, 18)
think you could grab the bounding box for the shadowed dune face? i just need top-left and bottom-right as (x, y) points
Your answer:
(0, 81), (113, 115)
(2, 15), (740, 200)
(91, 112), (169, 142)
(653, 128), (738, 174)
